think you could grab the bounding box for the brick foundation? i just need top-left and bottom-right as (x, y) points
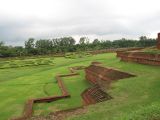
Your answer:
(117, 51), (160, 66)
(85, 64), (135, 85)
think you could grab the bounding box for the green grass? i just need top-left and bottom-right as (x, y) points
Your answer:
(0, 54), (106, 119)
(0, 53), (160, 120)
(33, 70), (90, 116)
(139, 47), (160, 54)
(0, 58), (54, 69)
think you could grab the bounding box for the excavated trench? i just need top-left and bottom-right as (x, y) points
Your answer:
(11, 63), (136, 120)
(48, 62), (136, 120)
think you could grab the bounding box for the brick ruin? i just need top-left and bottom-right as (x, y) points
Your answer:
(116, 33), (160, 66)
(81, 85), (112, 105)
(81, 63), (135, 105)
(11, 62), (137, 119)
(117, 51), (160, 66)
(88, 47), (143, 55)
(157, 33), (160, 49)
(85, 63), (135, 85)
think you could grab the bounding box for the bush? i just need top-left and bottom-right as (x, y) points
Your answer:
(65, 52), (92, 59)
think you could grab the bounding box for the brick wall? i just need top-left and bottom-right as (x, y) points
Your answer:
(85, 64), (135, 85)
(117, 51), (160, 65)
(157, 33), (160, 49)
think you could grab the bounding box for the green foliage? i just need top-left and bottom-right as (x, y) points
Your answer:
(25, 38), (36, 55)
(0, 41), (4, 47)
(0, 35), (157, 58)
(35, 39), (53, 54)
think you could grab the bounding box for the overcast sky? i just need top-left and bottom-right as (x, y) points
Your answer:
(0, 0), (160, 46)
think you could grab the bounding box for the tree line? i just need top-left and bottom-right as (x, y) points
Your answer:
(0, 36), (157, 57)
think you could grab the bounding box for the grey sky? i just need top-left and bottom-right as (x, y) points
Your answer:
(0, 0), (160, 46)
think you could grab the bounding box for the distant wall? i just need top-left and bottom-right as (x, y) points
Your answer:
(157, 33), (160, 49)
(87, 47), (143, 55)
(117, 51), (160, 66)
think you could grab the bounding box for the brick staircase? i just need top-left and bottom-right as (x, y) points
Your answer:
(81, 85), (112, 105)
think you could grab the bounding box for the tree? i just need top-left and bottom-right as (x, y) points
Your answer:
(92, 39), (101, 50)
(25, 38), (34, 49)
(35, 39), (53, 54)
(138, 36), (156, 47)
(78, 37), (90, 51)
(139, 36), (147, 41)
(0, 35), (157, 58)
(25, 38), (36, 55)
(93, 39), (100, 44)
(14, 46), (25, 56)
(0, 41), (4, 47)
(79, 37), (86, 44)
(60, 37), (76, 52)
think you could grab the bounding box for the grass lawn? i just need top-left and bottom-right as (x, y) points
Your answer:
(0, 53), (160, 120)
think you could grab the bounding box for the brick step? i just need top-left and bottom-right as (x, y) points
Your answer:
(81, 85), (112, 105)
(82, 90), (96, 105)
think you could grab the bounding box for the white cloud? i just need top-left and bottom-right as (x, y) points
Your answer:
(0, 0), (160, 45)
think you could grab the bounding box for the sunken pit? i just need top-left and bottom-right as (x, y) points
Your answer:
(81, 63), (135, 105)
